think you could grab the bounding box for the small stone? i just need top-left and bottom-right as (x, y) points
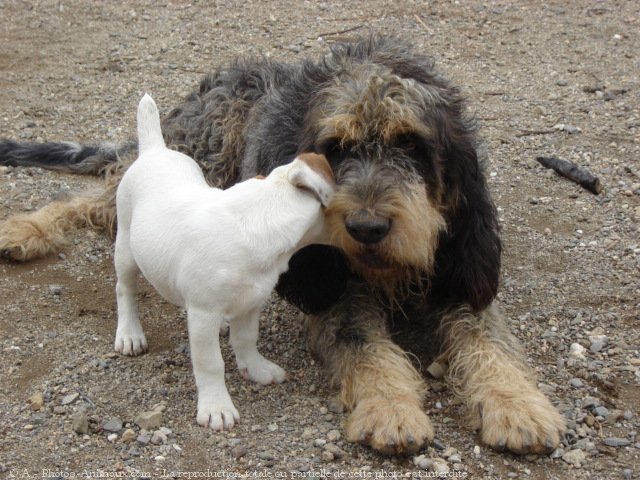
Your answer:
(602, 437), (631, 447)
(556, 79), (568, 86)
(121, 428), (136, 442)
(314, 439), (326, 447)
(232, 445), (248, 459)
(127, 447), (142, 458)
(137, 432), (152, 445)
(324, 443), (346, 459)
(473, 445), (481, 457)
(569, 378), (584, 388)
(582, 397), (600, 409)
(588, 335), (608, 353)
(417, 458), (433, 470)
(432, 438), (446, 451)
(326, 429), (341, 442)
(48, 285), (63, 296)
(448, 454), (462, 464)
(103, 417), (123, 432)
(53, 406), (66, 415)
(155, 456), (166, 463)
(432, 460), (450, 475)
(267, 423), (278, 432)
(623, 469), (632, 480)
(570, 343), (587, 359)
(593, 406), (609, 418)
(61, 393), (79, 405)
(71, 411), (89, 434)
(29, 392), (44, 411)
(427, 361), (447, 379)
(562, 448), (586, 467)
(321, 450), (334, 462)
(107, 433), (118, 442)
(550, 448), (564, 459)
(134, 410), (162, 430)
(623, 410), (633, 420)
(151, 430), (167, 444)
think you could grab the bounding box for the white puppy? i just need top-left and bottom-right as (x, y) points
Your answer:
(114, 94), (334, 430)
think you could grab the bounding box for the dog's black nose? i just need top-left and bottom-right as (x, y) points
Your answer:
(345, 212), (391, 245)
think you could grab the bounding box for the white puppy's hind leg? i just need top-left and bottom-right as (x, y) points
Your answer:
(188, 306), (239, 430)
(114, 232), (147, 356)
(230, 306), (287, 385)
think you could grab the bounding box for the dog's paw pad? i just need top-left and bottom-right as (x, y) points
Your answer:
(197, 403), (240, 431)
(345, 397), (434, 455)
(114, 331), (148, 356)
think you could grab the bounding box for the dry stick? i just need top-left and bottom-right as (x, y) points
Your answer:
(516, 129), (557, 137)
(536, 156), (603, 195)
(318, 25), (364, 38)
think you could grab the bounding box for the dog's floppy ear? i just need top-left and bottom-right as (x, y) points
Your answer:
(430, 132), (502, 312)
(287, 153), (335, 207)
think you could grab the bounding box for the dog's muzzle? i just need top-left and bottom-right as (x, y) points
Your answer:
(345, 210), (391, 245)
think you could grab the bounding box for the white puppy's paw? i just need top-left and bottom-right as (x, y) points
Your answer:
(197, 399), (240, 431)
(239, 355), (287, 385)
(114, 329), (148, 356)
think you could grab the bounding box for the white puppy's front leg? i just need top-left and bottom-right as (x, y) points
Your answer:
(114, 234), (147, 356)
(187, 306), (239, 430)
(230, 306), (287, 385)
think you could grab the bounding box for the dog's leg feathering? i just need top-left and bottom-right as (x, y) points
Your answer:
(441, 305), (566, 454)
(307, 286), (434, 455)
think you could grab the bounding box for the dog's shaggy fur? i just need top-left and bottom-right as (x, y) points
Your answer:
(0, 36), (565, 455)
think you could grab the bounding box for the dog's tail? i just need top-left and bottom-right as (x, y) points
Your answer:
(137, 94), (166, 153)
(0, 139), (134, 176)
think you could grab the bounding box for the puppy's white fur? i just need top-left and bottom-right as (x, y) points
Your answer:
(114, 94), (334, 430)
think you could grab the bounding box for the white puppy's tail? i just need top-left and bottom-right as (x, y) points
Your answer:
(137, 93), (166, 153)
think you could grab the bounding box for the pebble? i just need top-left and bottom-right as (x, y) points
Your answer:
(562, 448), (586, 467)
(324, 443), (346, 458)
(432, 438), (446, 451)
(29, 392), (44, 411)
(121, 428), (136, 442)
(71, 411), (89, 434)
(107, 433), (118, 442)
(473, 445), (481, 457)
(588, 334), (608, 353)
(134, 410), (162, 430)
(137, 432), (152, 445)
(61, 393), (80, 405)
(155, 456), (166, 463)
(623, 469), (633, 480)
(314, 438), (326, 447)
(569, 378), (584, 388)
(103, 417), (123, 432)
(448, 454), (462, 464)
(327, 398), (344, 414)
(602, 437), (631, 447)
(326, 429), (341, 442)
(432, 460), (450, 475)
(151, 430), (167, 444)
(593, 406), (609, 418)
(267, 423), (278, 432)
(321, 450), (334, 462)
(569, 343), (586, 359)
(232, 445), (248, 459)
(48, 284), (63, 296)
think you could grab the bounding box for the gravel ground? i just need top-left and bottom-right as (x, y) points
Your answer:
(0, 1), (639, 479)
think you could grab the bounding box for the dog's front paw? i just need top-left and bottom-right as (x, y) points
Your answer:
(344, 397), (434, 455)
(238, 355), (287, 385)
(114, 329), (148, 356)
(197, 398), (240, 431)
(478, 391), (566, 454)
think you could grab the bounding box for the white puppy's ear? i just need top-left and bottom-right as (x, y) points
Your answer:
(287, 153), (335, 207)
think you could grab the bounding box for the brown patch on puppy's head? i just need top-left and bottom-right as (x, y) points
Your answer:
(296, 153), (335, 186)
